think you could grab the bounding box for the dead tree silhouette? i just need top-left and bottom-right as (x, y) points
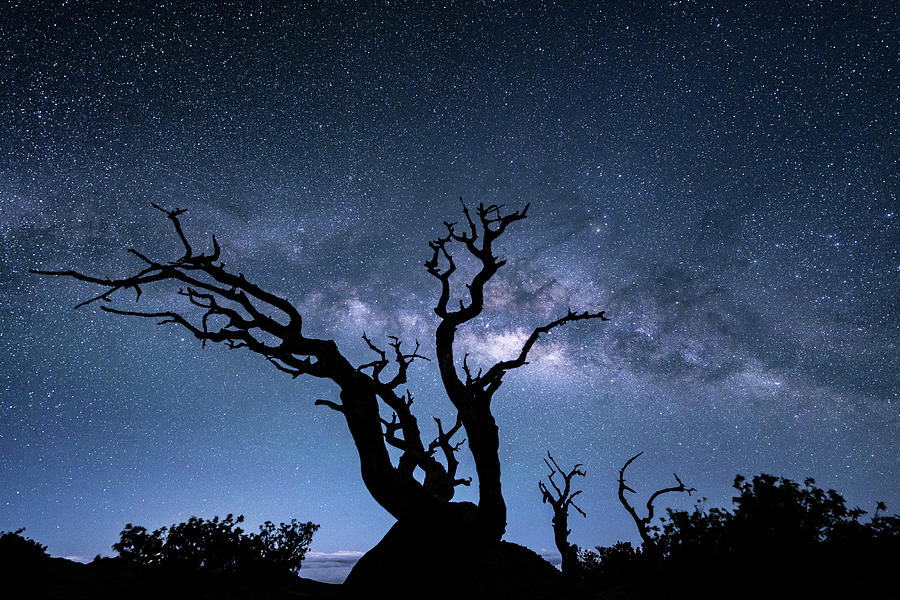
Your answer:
(538, 452), (586, 577)
(618, 451), (694, 564)
(33, 201), (608, 593)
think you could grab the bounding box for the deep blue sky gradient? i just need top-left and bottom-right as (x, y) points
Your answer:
(1, 1), (897, 577)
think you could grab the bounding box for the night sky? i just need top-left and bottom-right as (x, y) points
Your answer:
(1, 1), (897, 583)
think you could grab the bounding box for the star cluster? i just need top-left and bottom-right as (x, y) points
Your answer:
(1, 1), (896, 579)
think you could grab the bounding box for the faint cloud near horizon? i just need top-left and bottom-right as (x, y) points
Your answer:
(300, 550), (365, 584)
(63, 555), (92, 563)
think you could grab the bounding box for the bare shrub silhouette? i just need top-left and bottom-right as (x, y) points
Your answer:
(538, 452), (586, 577)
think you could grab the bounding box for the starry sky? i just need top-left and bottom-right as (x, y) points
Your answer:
(1, 0), (897, 582)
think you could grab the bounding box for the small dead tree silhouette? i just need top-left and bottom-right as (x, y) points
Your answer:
(539, 452), (586, 576)
(618, 451), (694, 563)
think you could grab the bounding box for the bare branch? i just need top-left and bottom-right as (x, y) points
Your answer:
(425, 203), (609, 412)
(645, 473), (696, 523)
(427, 415), (468, 487)
(380, 414), (407, 451)
(352, 332), (450, 495)
(357, 333), (389, 379)
(385, 336), (430, 389)
(267, 355), (320, 379)
(618, 451), (694, 559)
(358, 333), (429, 394)
(479, 309), (609, 398)
(151, 203), (192, 260)
(430, 201), (535, 411)
(314, 399), (344, 413)
(424, 235), (456, 318)
(30, 266), (171, 308)
(540, 452), (586, 516)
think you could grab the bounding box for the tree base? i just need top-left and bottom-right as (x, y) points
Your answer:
(341, 508), (579, 600)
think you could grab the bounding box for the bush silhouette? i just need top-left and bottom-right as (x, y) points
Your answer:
(0, 528), (49, 577)
(577, 541), (644, 585)
(113, 514), (318, 579)
(580, 474), (899, 597)
(0, 528), (48, 562)
(657, 474), (900, 561)
(0, 529), (53, 597)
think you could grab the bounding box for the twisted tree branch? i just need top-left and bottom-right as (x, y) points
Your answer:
(32, 205), (456, 521)
(618, 451), (695, 559)
(478, 309), (609, 399)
